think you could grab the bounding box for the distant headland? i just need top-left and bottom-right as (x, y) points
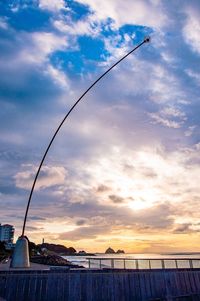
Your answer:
(33, 242), (95, 256)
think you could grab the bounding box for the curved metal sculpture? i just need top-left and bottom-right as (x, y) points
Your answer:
(11, 37), (150, 268)
(21, 36), (150, 236)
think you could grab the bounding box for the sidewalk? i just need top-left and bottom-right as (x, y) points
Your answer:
(0, 259), (50, 271)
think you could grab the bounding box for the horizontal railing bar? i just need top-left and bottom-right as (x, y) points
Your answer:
(87, 258), (200, 270)
(86, 257), (200, 261)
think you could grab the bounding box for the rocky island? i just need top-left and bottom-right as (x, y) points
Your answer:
(105, 247), (125, 254)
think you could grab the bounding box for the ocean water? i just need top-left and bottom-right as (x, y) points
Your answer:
(63, 253), (200, 268)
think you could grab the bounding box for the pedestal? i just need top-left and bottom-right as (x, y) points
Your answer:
(10, 236), (30, 268)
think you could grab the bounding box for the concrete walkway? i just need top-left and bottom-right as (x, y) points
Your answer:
(0, 259), (50, 271)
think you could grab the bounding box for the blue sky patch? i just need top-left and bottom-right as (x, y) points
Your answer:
(8, 8), (51, 31)
(66, 0), (91, 21)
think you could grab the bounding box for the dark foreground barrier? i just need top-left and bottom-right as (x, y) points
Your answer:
(1, 268), (200, 301)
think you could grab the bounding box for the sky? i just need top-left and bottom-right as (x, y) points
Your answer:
(0, 0), (200, 253)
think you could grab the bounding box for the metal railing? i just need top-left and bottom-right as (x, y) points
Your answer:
(87, 258), (200, 270)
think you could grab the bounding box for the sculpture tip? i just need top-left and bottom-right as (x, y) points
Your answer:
(144, 36), (151, 43)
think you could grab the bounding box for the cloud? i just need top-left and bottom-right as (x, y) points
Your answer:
(59, 225), (110, 241)
(21, 31), (68, 65)
(0, 24), (70, 112)
(45, 64), (69, 89)
(29, 216), (46, 221)
(76, 0), (168, 29)
(26, 226), (42, 231)
(173, 223), (192, 234)
(184, 125), (196, 137)
(0, 27), (68, 68)
(185, 69), (200, 86)
(96, 184), (110, 193)
(53, 14), (101, 37)
(55, 201), (174, 242)
(39, 0), (66, 12)
(173, 222), (200, 234)
(14, 165), (67, 190)
(148, 112), (182, 129)
(134, 203), (174, 229)
(162, 107), (186, 118)
(109, 194), (124, 204)
(148, 64), (188, 105)
(0, 17), (8, 29)
(76, 219), (87, 226)
(183, 7), (200, 55)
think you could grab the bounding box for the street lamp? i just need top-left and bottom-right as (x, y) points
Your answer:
(10, 36), (150, 268)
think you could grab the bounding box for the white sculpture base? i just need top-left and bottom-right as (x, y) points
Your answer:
(10, 236), (30, 268)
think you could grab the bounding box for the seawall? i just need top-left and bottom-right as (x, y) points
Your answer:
(1, 268), (200, 300)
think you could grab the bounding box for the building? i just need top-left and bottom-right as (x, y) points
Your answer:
(0, 224), (15, 249)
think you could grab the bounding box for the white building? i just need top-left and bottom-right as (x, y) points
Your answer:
(0, 224), (15, 249)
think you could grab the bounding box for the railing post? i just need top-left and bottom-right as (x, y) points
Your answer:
(88, 259), (91, 269)
(175, 260), (178, 269)
(111, 259), (114, 269)
(189, 259), (193, 269)
(136, 260), (139, 270)
(161, 260), (165, 269)
(100, 259), (102, 269)
(124, 259), (126, 269)
(149, 260), (151, 270)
